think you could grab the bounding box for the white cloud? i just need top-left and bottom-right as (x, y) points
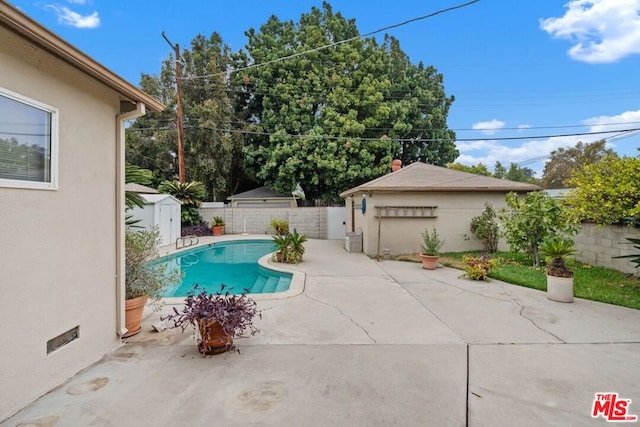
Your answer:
(456, 109), (640, 175)
(472, 119), (505, 135)
(517, 124), (531, 132)
(67, 0), (87, 4)
(46, 4), (99, 28)
(540, 0), (640, 63)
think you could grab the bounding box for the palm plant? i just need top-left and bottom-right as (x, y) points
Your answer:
(125, 163), (154, 209)
(158, 180), (205, 206)
(539, 235), (575, 277)
(286, 229), (308, 264)
(158, 180), (206, 226)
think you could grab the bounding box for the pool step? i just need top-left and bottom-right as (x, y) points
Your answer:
(275, 277), (290, 292)
(251, 275), (268, 293)
(261, 276), (280, 293)
(251, 274), (292, 294)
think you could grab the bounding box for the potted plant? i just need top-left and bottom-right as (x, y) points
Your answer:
(272, 234), (289, 262)
(419, 226), (444, 270)
(211, 216), (225, 236)
(162, 284), (261, 355)
(124, 229), (182, 337)
(539, 235), (576, 302)
(285, 229), (308, 264)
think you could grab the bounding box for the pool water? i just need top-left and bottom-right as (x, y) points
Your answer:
(159, 240), (292, 297)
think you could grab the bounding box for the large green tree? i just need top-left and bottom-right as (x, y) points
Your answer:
(126, 33), (247, 201)
(234, 3), (457, 200)
(540, 140), (617, 189)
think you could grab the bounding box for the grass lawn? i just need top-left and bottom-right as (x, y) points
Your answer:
(396, 251), (640, 310)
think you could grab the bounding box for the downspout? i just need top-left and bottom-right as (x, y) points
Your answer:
(115, 102), (146, 337)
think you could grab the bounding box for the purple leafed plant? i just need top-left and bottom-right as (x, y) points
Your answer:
(181, 221), (211, 237)
(161, 284), (261, 338)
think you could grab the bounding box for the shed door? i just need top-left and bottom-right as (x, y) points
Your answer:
(170, 204), (181, 242)
(159, 203), (173, 245)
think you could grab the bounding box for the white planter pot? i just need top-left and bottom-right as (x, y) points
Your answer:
(546, 275), (574, 303)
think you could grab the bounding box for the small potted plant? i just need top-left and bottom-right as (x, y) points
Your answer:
(419, 226), (444, 270)
(124, 229), (182, 337)
(285, 229), (307, 264)
(539, 235), (576, 302)
(272, 234), (290, 263)
(162, 284), (261, 355)
(211, 216), (225, 236)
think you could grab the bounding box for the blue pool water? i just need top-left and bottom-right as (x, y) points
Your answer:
(159, 240), (292, 297)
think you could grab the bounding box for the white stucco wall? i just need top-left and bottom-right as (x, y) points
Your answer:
(344, 190), (518, 257)
(0, 27), (122, 420)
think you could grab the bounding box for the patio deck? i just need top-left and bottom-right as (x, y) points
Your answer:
(3, 238), (639, 426)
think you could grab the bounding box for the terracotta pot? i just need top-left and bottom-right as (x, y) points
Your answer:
(546, 275), (574, 303)
(212, 226), (224, 236)
(123, 295), (148, 338)
(419, 254), (439, 270)
(197, 319), (233, 355)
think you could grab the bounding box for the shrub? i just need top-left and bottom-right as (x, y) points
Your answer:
(470, 202), (499, 253)
(182, 221), (210, 237)
(125, 229), (182, 301)
(421, 226), (444, 256)
(463, 255), (498, 280)
(270, 218), (289, 235)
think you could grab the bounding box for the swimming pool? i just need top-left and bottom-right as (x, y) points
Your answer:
(159, 240), (292, 297)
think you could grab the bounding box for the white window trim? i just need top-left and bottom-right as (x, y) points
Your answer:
(0, 87), (59, 190)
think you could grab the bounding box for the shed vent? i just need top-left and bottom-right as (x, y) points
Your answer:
(47, 326), (79, 354)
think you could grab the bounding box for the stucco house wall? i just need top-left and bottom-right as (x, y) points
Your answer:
(341, 162), (541, 258)
(0, 5), (163, 420)
(348, 191), (516, 257)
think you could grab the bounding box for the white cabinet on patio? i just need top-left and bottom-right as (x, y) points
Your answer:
(128, 194), (181, 246)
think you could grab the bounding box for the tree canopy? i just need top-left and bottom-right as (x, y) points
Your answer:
(564, 156), (640, 226)
(234, 3), (457, 200)
(540, 140), (617, 189)
(126, 2), (458, 202)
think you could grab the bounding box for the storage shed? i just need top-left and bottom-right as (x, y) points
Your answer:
(128, 194), (181, 245)
(228, 186), (297, 208)
(340, 162), (541, 258)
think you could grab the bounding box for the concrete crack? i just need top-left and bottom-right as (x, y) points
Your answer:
(303, 294), (377, 344)
(510, 296), (566, 343)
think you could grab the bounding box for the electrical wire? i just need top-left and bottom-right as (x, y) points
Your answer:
(182, 0), (480, 81)
(126, 124), (640, 143)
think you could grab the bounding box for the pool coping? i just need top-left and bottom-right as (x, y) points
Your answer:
(157, 234), (305, 305)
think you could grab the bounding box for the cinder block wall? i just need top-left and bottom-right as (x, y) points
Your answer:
(574, 223), (639, 274)
(200, 207), (328, 239)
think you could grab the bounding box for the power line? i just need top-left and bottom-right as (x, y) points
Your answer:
(182, 0), (480, 81)
(133, 116), (640, 133)
(127, 124), (640, 143)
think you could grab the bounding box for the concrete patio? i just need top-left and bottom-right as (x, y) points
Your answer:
(3, 239), (639, 426)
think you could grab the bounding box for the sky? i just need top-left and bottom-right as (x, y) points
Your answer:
(9, 0), (640, 176)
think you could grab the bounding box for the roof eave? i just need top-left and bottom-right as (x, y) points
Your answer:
(340, 185), (541, 197)
(0, 3), (164, 113)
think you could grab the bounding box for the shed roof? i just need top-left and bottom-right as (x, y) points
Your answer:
(340, 162), (541, 197)
(124, 183), (159, 194)
(140, 194), (181, 205)
(228, 186), (293, 200)
(0, 3), (164, 113)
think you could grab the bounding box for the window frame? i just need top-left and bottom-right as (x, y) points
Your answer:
(0, 87), (59, 190)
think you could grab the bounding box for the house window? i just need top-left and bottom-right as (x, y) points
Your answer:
(0, 88), (58, 190)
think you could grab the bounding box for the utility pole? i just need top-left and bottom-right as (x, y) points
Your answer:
(162, 31), (186, 183)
